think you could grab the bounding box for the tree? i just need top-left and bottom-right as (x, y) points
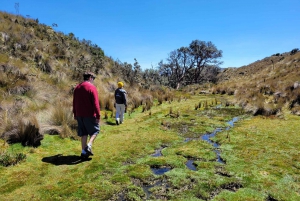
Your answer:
(133, 58), (142, 84)
(142, 67), (163, 89)
(159, 47), (194, 89)
(159, 40), (222, 89)
(122, 62), (133, 83)
(189, 40), (223, 83)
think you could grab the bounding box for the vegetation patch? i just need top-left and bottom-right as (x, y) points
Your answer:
(0, 152), (26, 167)
(217, 112), (300, 200)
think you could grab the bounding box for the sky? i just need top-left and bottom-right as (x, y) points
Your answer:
(1, 0), (300, 70)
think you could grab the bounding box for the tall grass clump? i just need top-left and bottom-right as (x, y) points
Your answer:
(18, 115), (43, 147)
(60, 123), (78, 140)
(1, 115), (43, 147)
(50, 100), (78, 138)
(142, 98), (153, 112)
(157, 95), (163, 105)
(0, 152), (26, 167)
(50, 101), (74, 126)
(131, 96), (142, 109)
(100, 93), (114, 111)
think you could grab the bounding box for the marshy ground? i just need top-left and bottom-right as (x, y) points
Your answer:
(0, 94), (299, 201)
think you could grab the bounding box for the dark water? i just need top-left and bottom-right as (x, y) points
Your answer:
(151, 147), (163, 157)
(142, 180), (162, 200)
(151, 167), (172, 175)
(191, 117), (239, 168)
(186, 159), (197, 171)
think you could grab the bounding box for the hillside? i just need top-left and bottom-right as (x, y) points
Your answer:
(214, 50), (300, 115)
(0, 11), (174, 145)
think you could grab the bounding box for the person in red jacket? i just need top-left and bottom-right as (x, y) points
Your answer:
(73, 72), (100, 159)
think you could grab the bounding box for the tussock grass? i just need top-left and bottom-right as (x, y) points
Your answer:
(0, 152), (26, 167)
(216, 51), (300, 116)
(1, 115), (43, 147)
(50, 101), (73, 126)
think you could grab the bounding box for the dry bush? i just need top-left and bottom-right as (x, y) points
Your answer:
(226, 87), (235, 95)
(260, 103), (280, 116)
(157, 94), (163, 105)
(142, 98), (153, 112)
(142, 105), (147, 112)
(1, 115), (43, 147)
(104, 111), (108, 119)
(100, 93), (114, 111)
(212, 86), (226, 94)
(0, 152), (26, 167)
(60, 123), (79, 140)
(0, 108), (15, 135)
(131, 95), (142, 109)
(49, 71), (68, 85)
(289, 88), (300, 109)
(50, 100), (74, 126)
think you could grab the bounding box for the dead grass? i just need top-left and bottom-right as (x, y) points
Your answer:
(216, 51), (300, 116)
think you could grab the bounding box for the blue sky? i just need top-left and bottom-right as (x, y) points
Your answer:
(1, 0), (299, 69)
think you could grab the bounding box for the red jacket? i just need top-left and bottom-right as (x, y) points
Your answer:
(73, 81), (100, 119)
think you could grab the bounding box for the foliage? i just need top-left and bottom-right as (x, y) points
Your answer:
(0, 152), (26, 167)
(159, 40), (223, 89)
(1, 115), (43, 147)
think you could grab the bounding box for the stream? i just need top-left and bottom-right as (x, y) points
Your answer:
(137, 117), (240, 200)
(151, 117), (239, 173)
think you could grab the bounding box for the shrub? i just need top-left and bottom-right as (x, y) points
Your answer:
(1, 115), (43, 147)
(100, 94), (114, 111)
(0, 152), (26, 167)
(50, 100), (74, 126)
(157, 95), (163, 105)
(131, 96), (142, 109)
(60, 123), (78, 140)
(290, 48), (299, 55)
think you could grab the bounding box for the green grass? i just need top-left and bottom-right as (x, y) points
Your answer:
(0, 95), (299, 200)
(217, 111), (300, 200)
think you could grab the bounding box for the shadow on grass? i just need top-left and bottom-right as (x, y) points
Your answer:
(105, 121), (118, 126)
(42, 154), (91, 165)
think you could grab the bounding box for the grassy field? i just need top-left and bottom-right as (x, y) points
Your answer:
(0, 94), (299, 201)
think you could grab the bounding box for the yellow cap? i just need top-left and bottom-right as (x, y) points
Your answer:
(117, 82), (124, 88)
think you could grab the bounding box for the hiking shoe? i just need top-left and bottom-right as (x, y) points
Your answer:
(80, 153), (89, 159)
(84, 146), (94, 156)
(116, 120), (119, 125)
(120, 121), (123, 124)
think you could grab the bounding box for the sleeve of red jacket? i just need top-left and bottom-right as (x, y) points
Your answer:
(93, 87), (101, 119)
